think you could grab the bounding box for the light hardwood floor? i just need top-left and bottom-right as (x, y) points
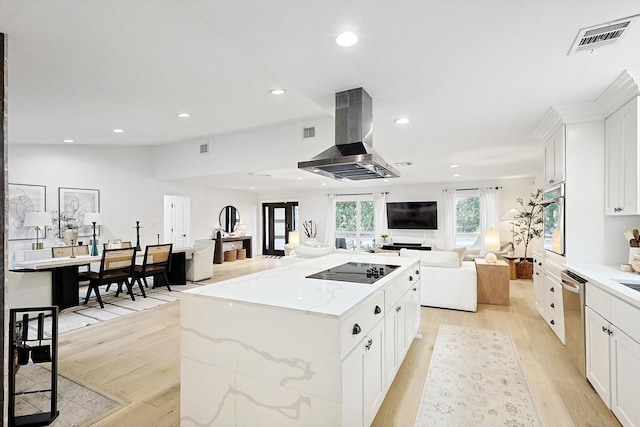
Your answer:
(56, 257), (620, 427)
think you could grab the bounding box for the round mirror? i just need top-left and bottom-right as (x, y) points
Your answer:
(219, 205), (240, 233)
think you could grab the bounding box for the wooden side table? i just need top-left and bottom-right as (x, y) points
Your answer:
(475, 259), (510, 305)
(502, 255), (519, 280)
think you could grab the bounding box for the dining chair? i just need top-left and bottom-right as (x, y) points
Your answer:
(133, 244), (173, 291)
(52, 245), (91, 278)
(82, 247), (138, 309)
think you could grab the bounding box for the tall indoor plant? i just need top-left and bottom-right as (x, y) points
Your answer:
(513, 188), (543, 278)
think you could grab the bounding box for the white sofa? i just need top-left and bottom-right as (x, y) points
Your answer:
(399, 249), (477, 312)
(186, 239), (215, 282)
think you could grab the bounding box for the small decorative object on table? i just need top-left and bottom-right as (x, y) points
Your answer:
(484, 253), (497, 263)
(134, 221), (142, 251)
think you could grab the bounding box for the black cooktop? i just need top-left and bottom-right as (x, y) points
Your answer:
(306, 262), (400, 285)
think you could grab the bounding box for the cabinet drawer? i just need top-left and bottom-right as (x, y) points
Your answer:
(384, 267), (418, 309)
(586, 283), (612, 321)
(341, 291), (385, 359)
(611, 297), (640, 343)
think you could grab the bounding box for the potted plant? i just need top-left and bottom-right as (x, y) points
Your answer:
(513, 188), (544, 279)
(51, 211), (79, 244)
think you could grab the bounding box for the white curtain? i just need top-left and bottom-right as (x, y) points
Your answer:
(324, 194), (336, 247)
(479, 186), (501, 234)
(373, 192), (387, 241)
(442, 189), (455, 250)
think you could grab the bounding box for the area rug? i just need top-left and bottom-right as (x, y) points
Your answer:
(415, 324), (543, 427)
(14, 364), (119, 426)
(28, 282), (203, 335)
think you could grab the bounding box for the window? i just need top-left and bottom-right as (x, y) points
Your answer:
(335, 196), (375, 250)
(455, 192), (480, 248)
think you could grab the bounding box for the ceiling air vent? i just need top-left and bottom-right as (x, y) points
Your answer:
(568, 17), (634, 55)
(199, 143), (209, 154)
(303, 127), (315, 138)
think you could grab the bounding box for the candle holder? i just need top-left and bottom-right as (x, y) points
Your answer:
(135, 221), (142, 251)
(90, 221), (98, 256)
(70, 239), (76, 258)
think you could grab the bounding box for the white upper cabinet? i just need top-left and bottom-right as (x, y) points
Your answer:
(544, 125), (566, 187)
(605, 96), (640, 216)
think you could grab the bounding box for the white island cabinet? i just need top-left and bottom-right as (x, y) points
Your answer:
(180, 254), (421, 427)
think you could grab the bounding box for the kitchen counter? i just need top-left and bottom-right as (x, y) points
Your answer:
(182, 253), (415, 317)
(180, 253), (421, 427)
(564, 263), (640, 309)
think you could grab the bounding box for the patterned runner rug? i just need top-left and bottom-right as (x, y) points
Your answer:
(415, 324), (543, 427)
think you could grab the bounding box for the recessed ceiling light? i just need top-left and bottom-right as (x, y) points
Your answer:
(394, 118), (410, 125)
(270, 89), (286, 95)
(453, 174), (460, 177)
(383, 179), (390, 182)
(449, 164), (459, 168)
(336, 31), (358, 47)
(249, 186), (256, 190)
(296, 177), (303, 180)
(63, 139), (74, 143)
(113, 129), (124, 133)
(176, 113), (190, 118)
(321, 182), (327, 186)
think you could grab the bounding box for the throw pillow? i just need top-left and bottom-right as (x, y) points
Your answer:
(451, 247), (467, 267)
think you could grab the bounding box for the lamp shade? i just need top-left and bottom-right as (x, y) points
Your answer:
(23, 211), (51, 227)
(483, 228), (501, 251)
(501, 208), (520, 221)
(83, 212), (103, 225)
(288, 231), (300, 247)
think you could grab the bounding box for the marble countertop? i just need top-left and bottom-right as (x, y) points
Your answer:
(564, 263), (640, 309)
(182, 253), (418, 318)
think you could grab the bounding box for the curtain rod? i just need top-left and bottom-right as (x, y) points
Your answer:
(453, 186), (502, 191)
(328, 192), (389, 196)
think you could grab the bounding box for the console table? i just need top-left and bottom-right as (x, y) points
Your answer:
(214, 236), (252, 264)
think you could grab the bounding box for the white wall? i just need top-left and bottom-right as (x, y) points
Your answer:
(259, 176), (539, 257)
(8, 144), (259, 260)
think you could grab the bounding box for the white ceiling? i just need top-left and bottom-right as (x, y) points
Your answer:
(2, 0), (640, 190)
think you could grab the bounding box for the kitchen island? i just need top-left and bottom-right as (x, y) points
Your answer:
(180, 253), (421, 427)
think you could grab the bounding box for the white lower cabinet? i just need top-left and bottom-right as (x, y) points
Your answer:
(586, 283), (640, 427)
(342, 319), (385, 427)
(532, 253), (545, 316)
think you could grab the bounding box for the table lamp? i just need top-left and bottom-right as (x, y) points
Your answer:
(83, 212), (104, 256)
(24, 211), (51, 249)
(483, 228), (501, 263)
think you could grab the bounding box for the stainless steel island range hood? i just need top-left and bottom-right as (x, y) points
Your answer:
(298, 87), (400, 181)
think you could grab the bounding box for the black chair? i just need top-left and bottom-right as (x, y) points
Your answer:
(82, 247), (138, 309)
(133, 244), (173, 291)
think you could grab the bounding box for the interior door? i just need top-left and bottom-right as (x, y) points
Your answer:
(262, 202), (297, 256)
(167, 196), (190, 247)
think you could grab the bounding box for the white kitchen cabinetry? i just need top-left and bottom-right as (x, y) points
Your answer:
(544, 125), (566, 186)
(532, 251), (545, 316)
(585, 282), (640, 426)
(605, 96), (640, 216)
(543, 256), (565, 344)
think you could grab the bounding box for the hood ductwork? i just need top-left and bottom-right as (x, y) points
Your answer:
(298, 87), (400, 181)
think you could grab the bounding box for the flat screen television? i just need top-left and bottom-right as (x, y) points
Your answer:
(386, 201), (437, 230)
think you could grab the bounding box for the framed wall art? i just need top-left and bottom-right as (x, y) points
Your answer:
(58, 187), (100, 238)
(8, 183), (47, 241)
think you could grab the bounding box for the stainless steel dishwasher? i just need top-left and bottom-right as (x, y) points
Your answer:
(561, 270), (587, 377)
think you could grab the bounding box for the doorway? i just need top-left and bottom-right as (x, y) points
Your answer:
(163, 195), (190, 247)
(262, 202), (298, 256)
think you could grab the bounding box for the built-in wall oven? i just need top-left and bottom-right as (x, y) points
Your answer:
(541, 183), (565, 256)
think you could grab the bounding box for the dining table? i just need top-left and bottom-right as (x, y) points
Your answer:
(12, 247), (195, 310)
